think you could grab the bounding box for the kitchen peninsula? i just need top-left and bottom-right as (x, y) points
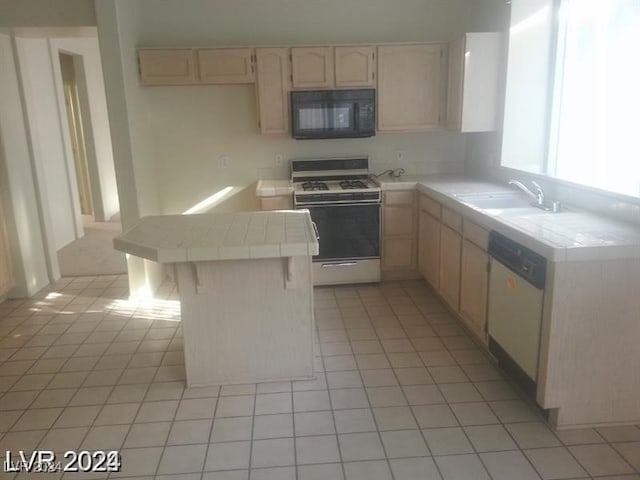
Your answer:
(114, 210), (319, 387)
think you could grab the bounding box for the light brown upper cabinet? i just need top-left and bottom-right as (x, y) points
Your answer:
(197, 48), (255, 84)
(255, 48), (290, 135)
(377, 44), (444, 132)
(0, 199), (14, 298)
(334, 46), (375, 87)
(259, 195), (293, 211)
(138, 49), (198, 86)
(291, 47), (334, 89)
(446, 32), (502, 132)
(459, 219), (490, 342)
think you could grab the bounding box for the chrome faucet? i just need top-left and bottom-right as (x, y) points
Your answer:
(508, 179), (545, 206)
(375, 168), (406, 179)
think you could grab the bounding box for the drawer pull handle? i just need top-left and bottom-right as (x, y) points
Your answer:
(321, 262), (357, 268)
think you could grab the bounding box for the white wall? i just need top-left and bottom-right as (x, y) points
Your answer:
(0, 31), (51, 296)
(148, 85), (468, 213)
(50, 34), (119, 222)
(16, 36), (81, 251)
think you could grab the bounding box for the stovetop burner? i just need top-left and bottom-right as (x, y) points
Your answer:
(291, 157), (381, 206)
(302, 181), (329, 191)
(339, 180), (368, 190)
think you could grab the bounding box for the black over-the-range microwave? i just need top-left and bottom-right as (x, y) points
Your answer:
(290, 89), (375, 140)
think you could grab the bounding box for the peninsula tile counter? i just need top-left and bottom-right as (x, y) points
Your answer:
(114, 210), (319, 387)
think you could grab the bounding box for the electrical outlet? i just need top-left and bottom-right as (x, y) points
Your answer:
(396, 150), (405, 163)
(275, 153), (284, 166)
(219, 155), (230, 168)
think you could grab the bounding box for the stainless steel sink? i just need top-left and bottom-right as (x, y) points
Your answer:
(454, 192), (533, 209)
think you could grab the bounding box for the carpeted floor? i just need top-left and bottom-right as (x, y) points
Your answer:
(57, 215), (127, 276)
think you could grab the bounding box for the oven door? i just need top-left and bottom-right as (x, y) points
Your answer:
(304, 203), (380, 261)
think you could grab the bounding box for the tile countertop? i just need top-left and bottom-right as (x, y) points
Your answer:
(255, 179), (293, 197)
(113, 210), (319, 263)
(376, 175), (640, 262)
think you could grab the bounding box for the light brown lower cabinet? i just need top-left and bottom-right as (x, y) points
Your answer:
(459, 238), (488, 341)
(418, 209), (440, 288)
(438, 224), (461, 311)
(381, 191), (417, 275)
(418, 194), (488, 340)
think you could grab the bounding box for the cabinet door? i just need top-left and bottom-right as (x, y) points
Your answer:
(138, 49), (197, 85)
(460, 239), (488, 340)
(335, 46), (375, 87)
(255, 48), (290, 135)
(383, 236), (415, 270)
(439, 224), (461, 310)
(383, 205), (414, 236)
(197, 48), (255, 84)
(377, 44), (443, 131)
(291, 47), (334, 89)
(0, 200), (14, 297)
(446, 32), (502, 132)
(382, 191), (416, 273)
(418, 210), (440, 288)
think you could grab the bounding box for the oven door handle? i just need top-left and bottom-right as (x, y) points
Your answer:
(321, 262), (358, 268)
(311, 221), (320, 240)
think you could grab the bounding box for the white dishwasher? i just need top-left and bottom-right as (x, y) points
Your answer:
(487, 231), (546, 397)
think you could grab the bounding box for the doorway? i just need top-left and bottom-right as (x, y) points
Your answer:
(59, 52), (93, 217)
(55, 51), (125, 277)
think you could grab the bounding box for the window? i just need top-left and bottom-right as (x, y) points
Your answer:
(501, 0), (640, 199)
(548, 0), (640, 198)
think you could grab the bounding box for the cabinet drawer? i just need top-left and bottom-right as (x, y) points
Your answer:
(463, 219), (489, 250)
(419, 194), (440, 218)
(384, 190), (415, 206)
(441, 207), (462, 232)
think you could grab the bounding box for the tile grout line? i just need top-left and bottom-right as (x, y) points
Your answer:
(315, 302), (348, 480)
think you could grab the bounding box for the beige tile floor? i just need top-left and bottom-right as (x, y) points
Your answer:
(0, 275), (639, 480)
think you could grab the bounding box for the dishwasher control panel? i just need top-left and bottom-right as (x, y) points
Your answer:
(488, 231), (546, 289)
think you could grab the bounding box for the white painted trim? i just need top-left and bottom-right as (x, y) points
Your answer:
(11, 33), (62, 284)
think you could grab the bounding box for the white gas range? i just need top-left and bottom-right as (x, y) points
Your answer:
(291, 158), (381, 285)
